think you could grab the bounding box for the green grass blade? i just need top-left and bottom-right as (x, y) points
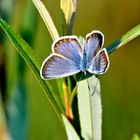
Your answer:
(0, 18), (62, 122)
(32, 0), (59, 41)
(77, 79), (94, 140)
(62, 114), (80, 140)
(107, 24), (140, 54)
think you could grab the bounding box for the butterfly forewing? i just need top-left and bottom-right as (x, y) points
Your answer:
(41, 54), (81, 79)
(85, 31), (104, 65)
(87, 49), (109, 75)
(40, 36), (83, 79)
(52, 36), (83, 62)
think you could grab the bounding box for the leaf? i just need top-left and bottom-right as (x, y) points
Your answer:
(77, 76), (102, 140)
(32, 0), (59, 41)
(107, 24), (140, 54)
(0, 18), (63, 122)
(60, 0), (77, 34)
(62, 114), (80, 140)
(87, 76), (102, 140)
(77, 79), (93, 140)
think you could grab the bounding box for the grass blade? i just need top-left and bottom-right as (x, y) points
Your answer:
(87, 76), (102, 140)
(62, 114), (80, 140)
(77, 76), (102, 140)
(77, 79), (93, 140)
(32, 0), (59, 41)
(107, 24), (140, 54)
(0, 18), (62, 122)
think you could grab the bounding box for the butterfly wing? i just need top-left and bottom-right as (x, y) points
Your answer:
(85, 30), (104, 64)
(41, 36), (83, 79)
(87, 49), (109, 74)
(40, 54), (81, 79)
(52, 36), (83, 61)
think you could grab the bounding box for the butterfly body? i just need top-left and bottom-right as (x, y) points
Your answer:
(40, 30), (110, 80)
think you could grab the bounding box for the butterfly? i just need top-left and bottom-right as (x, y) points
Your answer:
(40, 30), (110, 80)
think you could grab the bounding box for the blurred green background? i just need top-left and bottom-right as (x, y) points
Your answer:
(0, 0), (140, 140)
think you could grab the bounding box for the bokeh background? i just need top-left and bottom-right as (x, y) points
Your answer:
(0, 0), (140, 140)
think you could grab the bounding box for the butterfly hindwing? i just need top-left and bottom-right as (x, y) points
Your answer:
(87, 49), (109, 75)
(85, 31), (104, 64)
(40, 54), (81, 79)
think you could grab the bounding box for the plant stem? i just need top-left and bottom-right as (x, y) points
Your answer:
(69, 85), (77, 109)
(63, 80), (73, 121)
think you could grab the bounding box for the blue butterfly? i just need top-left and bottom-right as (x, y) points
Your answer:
(40, 30), (110, 80)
